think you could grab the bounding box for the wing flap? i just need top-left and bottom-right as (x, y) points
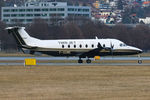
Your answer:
(79, 42), (113, 58)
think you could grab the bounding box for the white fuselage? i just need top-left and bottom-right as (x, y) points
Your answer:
(26, 38), (141, 52)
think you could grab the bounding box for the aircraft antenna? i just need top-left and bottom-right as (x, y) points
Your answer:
(95, 36), (98, 39)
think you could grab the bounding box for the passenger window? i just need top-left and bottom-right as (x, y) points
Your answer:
(74, 45), (76, 48)
(62, 45), (64, 48)
(79, 44), (82, 48)
(68, 45), (70, 48)
(92, 44), (94, 48)
(85, 44), (88, 48)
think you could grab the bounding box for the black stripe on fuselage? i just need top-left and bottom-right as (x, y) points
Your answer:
(38, 50), (140, 57)
(8, 28), (26, 46)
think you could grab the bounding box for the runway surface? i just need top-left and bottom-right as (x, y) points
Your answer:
(0, 56), (149, 60)
(0, 56), (149, 66)
(0, 63), (149, 66)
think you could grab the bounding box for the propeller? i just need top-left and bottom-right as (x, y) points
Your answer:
(97, 42), (103, 49)
(110, 42), (114, 55)
(97, 42), (114, 56)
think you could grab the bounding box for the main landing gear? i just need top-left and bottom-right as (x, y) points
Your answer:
(78, 58), (92, 64)
(78, 58), (83, 63)
(86, 59), (91, 63)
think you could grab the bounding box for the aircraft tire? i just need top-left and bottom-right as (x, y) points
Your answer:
(138, 60), (142, 64)
(86, 59), (91, 63)
(78, 59), (83, 63)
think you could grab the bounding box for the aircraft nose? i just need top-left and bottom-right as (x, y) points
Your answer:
(135, 48), (143, 54)
(129, 46), (143, 54)
(138, 49), (143, 54)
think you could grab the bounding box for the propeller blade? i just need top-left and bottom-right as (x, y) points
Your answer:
(110, 42), (114, 55)
(110, 42), (114, 49)
(97, 42), (103, 49)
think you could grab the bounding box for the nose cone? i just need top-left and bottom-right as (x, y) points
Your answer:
(132, 47), (143, 54)
(127, 46), (143, 55)
(138, 49), (143, 54)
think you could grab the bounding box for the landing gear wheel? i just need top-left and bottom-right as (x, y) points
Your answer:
(138, 60), (142, 64)
(138, 55), (142, 64)
(86, 59), (91, 63)
(78, 59), (83, 63)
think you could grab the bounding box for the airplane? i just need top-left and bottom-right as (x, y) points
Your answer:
(6, 26), (142, 63)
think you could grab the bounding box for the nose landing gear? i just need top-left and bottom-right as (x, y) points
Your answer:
(138, 55), (142, 64)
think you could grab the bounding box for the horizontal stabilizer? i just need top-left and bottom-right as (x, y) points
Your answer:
(21, 45), (38, 49)
(5, 26), (24, 30)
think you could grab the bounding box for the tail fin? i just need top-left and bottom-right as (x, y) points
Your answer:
(6, 26), (39, 48)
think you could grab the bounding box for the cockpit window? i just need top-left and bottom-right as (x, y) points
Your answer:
(120, 43), (127, 47)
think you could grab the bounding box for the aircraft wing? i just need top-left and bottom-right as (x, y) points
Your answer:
(79, 43), (104, 58)
(79, 42), (114, 58)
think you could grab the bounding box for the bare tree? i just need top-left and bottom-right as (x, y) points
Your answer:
(26, 18), (49, 39)
(0, 21), (18, 51)
(62, 22), (84, 39)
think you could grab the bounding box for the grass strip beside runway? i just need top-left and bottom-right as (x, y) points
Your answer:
(0, 65), (150, 100)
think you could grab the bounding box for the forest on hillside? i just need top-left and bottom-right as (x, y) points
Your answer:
(0, 18), (150, 51)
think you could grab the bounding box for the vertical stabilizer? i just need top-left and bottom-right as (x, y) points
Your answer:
(6, 26), (39, 48)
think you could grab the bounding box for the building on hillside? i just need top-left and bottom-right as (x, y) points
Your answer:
(92, 10), (116, 24)
(93, 0), (117, 10)
(142, 1), (150, 7)
(100, 0), (110, 4)
(99, 3), (111, 10)
(1, 2), (91, 24)
(93, 1), (100, 9)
